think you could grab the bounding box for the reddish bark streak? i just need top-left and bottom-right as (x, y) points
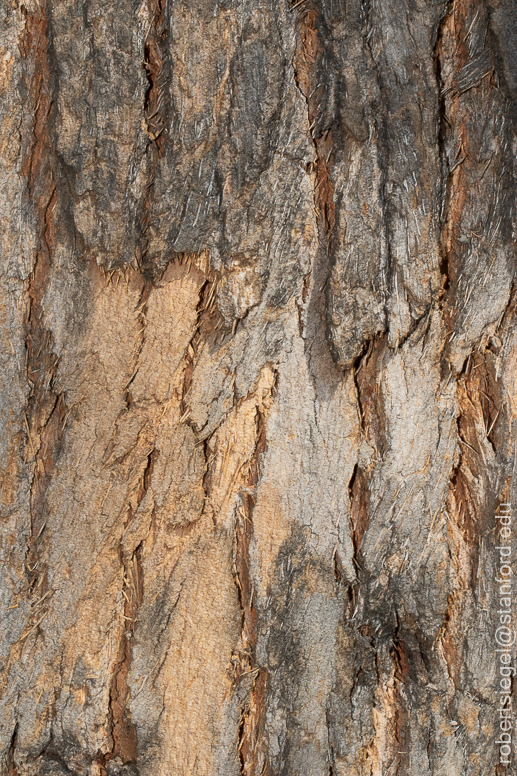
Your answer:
(20, 5), (63, 599)
(293, 10), (335, 250)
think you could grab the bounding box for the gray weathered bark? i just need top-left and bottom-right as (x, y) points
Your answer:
(0, 0), (516, 774)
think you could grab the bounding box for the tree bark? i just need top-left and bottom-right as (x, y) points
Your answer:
(0, 0), (516, 774)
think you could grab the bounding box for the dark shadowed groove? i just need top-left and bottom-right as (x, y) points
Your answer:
(138, 0), (170, 280)
(5, 725), (18, 776)
(434, 0), (456, 296)
(234, 398), (273, 775)
(19, 3), (66, 607)
(101, 448), (156, 772)
(290, 3), (343, 405)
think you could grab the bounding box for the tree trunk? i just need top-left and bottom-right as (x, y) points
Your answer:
(1, 0), (516, 774)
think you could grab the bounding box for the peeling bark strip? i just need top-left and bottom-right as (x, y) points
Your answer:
(1, 0), (517, 774)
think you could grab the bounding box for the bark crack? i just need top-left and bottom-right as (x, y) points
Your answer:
(6, 724), (18, 776)
(20, 3), (65, 603)
(123, 280), (153, 406)
(353, 334), (388, 459)
(179, 259), (227, 431)
(290, 5), (344, 411)
(103, 541), (142, 769)
(138, 0), (169, 279)
(233, 407), (268, 776)
(291, 9), (335, 255)
(325, 709), (336, 776)
(435, 0), (457, 305)
(348, 463), (369, 570)
(101, 445), (155, 770)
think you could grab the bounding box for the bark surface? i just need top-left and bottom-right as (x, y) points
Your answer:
(0, 0), (516, 774)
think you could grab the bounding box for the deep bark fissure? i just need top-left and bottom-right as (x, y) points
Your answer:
(390, 628), (411, 774)
(326, 724), (336, 776)
(103, 444), (155, 770)
(354, 334), (388, 459)
(179, 261), (226, 428)
(348, 463), (369, 565)
(351, 340), (372, 433)
(6, 725), (18, 776)
(120, 279), (152, 409)
(102, 546), (141, 770)
(360, 0), (392, 346)
(292, 8), (335, 254)
(234, 407), (268, 776)
(179, 277), (210, 427)
(435, 1), (456, 293)
(26, 392), (65, 592)
(143, 0), (168, 143)
(20, 5), (65, 607)
(139, 0), (169, 278)
(290, 4), (338, 391)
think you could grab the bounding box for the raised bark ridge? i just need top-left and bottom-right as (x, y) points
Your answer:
(0, 0), (516, 774)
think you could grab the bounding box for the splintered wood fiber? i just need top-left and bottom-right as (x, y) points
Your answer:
(0, 0), (516, 774)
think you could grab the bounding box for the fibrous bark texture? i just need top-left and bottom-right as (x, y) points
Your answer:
(0, 0), (516, 774)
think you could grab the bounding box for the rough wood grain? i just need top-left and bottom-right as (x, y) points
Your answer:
(0, 0), (516, 774)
